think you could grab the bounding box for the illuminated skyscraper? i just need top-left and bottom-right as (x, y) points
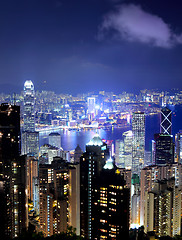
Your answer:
(80, 134), (109, 239)
(175, 130), (182, 163)
(22, 80), (39, 157)
(39, 158), (80, 237)
(154, 133), (174, 165)
(160, 107), (172, 135)
(87, 97), (96, 120)
(144, 179), (181, 238)
(115, 131), (133, 169)
(49, 132), (61, 149)
(115, 139), (124, 168)
(0, 103), (28, 239)
(80, 135), (129, 239)
(132, 112), (145, 175)
(23, 80), (35, 132)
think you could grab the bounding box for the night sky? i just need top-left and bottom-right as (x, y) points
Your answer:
(1, 0), (182, 94)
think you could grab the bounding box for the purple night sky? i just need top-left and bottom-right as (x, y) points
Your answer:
(0, 0), (182, 94)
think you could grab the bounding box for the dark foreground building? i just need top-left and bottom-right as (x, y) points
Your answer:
(0, 103), (28, 239)
(80, 134), (130, 240)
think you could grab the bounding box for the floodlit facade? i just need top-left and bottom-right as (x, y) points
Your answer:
(132, 112), (145, 175)
(144, 179), (181, 238)
(154, 133), (174, 165)
(22, 80), (39, 157)
(23, 80), (35, 132)
(160, 107), (172, 135)
(49, 132), (61, 149)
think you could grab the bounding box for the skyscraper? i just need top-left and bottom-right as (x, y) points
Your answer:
(0, 103), (28, 239)
(175, 130), (182, 163)
(80, 135), (129, 239)
(160, 107), (172, 135)
(144, 179), (181, 238)
(115, 139), (124, 168)
(132, 112), (145, 175)
(87, 97), (96, 120)
(80, 134), (109, 239)
(154, 133), (174, 165)
(23, 80), (35, 132)
(22, 80), (39, 157)
(49, 132), (61, 149)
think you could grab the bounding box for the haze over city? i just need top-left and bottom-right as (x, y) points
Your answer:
(1, 0), (182, 94)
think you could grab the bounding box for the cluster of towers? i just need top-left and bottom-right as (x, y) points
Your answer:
(1, 79), (182, 239)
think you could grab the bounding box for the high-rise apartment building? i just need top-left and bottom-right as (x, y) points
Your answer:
(39, 158), (80, 237)
(160, 107), (172, 135)
(92, 164), (130, 239)
(80, 135), (129, 239)
(140, 163), (182, 226)
(80, 134), (109, 239)
(132, 112), (145, 175)
(144, 179), (181, 238)
(0, 103), (28, 239)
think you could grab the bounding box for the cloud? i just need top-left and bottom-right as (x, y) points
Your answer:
(98, 4), (182, 48)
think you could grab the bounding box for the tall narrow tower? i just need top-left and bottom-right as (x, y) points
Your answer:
(0, 103), (28, 239)
(23, 80), (35, 132)
(132, 112), (145, 175)
(160, 107), (172, 135)
(22, 80), (39, 157)
(80, 134), (109, 239)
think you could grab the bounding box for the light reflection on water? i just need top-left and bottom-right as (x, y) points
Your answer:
(39, 113), (165, 152)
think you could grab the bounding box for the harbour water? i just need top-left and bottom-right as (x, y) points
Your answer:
(39, 113), (162, 152)
(39, 105), (182, 152)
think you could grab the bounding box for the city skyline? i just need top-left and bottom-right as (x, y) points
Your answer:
(0, 0), (182, 94)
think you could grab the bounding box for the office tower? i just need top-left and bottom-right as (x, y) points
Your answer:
(175, 130), (182, 163)
(48, 146), (60, 164)
(151, 140), (156, 165)
(60, 150), (70, 162)
(23, 80), (35, 132)
(144, 179), (181, 238)
(154, 133), (174, 165)
(132, 112), (145, 175)
(0, 103), (28, 239)
(123, 130), (133, 169)
(49, 132), (61, 149)
(21, 131), (39, 157)
(144, 150), (152, 166)
(80, 134), (109, 239)
(115, 139), (124, 168)
(160, 107), (172, 135)
(87, 97), (95, 120)
(74, 144), (83, 163)
(22, 80), (39, 157)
